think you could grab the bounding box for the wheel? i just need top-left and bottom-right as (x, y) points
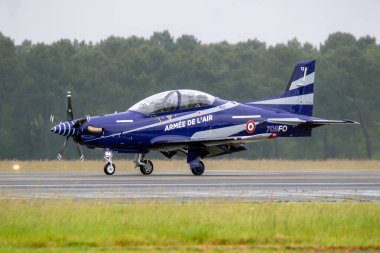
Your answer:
(140, 160), (153, 175)
(190, 161), (205, 176)
(104, 162), (116, 175)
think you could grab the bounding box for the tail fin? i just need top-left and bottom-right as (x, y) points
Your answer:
(249, 60), (315, 116)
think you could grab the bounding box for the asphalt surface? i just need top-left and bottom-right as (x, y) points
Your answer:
(0, 170), (379, 202)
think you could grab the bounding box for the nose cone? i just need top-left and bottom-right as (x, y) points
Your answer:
(50, 121), (77, 136)
(51, 126), (59, 134)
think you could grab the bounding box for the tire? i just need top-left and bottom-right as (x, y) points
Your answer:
(104, 162), (116, 175)
(140, 160), (153, 175)
(191, 161), (205, 176)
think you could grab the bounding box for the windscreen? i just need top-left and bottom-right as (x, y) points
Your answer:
(129, 89), (215, 115)
(128, 90), (178, 115)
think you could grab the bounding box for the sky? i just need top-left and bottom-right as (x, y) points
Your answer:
(1, 0), (379, 46)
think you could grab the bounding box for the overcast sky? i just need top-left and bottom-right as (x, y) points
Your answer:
(1, 0), (379, 46)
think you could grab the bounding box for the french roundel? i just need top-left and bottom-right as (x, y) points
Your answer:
(246, 120), (256, 134)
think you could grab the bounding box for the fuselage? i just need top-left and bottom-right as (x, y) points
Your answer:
(54, 98), (312, 153)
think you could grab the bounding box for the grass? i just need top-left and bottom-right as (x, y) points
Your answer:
(0, 200), (379, 252)
(1, 159), (380, 172)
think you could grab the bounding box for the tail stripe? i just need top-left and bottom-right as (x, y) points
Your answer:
(248, 59), (316, 116)
(281, 83), (314, 97)
(288, 72), (314, 91)
(251, 93), (313, 105)
(285, 60), (315, 90)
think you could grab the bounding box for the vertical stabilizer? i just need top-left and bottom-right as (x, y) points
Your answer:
(249, 60), (315, 116)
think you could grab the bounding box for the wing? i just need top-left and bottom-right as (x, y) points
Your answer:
(151, 133), (273, 159)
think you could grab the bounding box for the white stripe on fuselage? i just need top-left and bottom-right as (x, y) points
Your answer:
(232, 115), (261, 119)
(83, 101), (239, 143)
(116, 120), (134, 123)
(249, 93), (313, 105)
(191, 124), (246, 139)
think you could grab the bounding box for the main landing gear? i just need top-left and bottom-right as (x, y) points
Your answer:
(187, 151), (205, 176)
(134, 153), (154, 175)
(190, 161), (205, 176)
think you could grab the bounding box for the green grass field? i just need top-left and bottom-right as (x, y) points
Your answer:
(0, 200), (379, 252)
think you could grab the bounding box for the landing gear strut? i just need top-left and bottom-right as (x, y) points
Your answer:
(104, 150), (115, 175)
(134, 154), (154, 175)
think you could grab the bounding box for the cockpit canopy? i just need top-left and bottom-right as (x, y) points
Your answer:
(128, 89), (216, 115)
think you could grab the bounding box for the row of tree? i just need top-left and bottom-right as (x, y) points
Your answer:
(0, 31), (379, 160)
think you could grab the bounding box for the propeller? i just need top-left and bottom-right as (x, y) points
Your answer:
(49, 114), (63, 124)
(52, 91), (85, 161)
(67, 91), (74, 121)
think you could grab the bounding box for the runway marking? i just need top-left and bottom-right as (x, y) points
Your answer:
(1, 182), (379, 188)
(1, 170), (379, 201)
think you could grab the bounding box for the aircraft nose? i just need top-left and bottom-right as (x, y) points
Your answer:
(51, 126), (59, 134)
(51, 122), (77, 136)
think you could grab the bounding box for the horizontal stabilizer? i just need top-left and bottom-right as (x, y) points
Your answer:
(267, 118), (359, 126)
(305, 119), (359, 125)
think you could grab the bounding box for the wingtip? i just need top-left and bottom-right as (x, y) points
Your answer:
(343, 119), (360, 124)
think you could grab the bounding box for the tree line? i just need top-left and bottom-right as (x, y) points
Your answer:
(0, 31), (379, 160)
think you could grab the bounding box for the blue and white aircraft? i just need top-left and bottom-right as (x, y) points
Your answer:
(51, 60), (358, 175)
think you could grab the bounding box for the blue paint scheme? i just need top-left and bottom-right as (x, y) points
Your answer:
(51, 60), (358, 175)
(281, 83), (314, 97)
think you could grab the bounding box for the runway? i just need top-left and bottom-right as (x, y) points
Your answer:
(1, 170), (379, 202)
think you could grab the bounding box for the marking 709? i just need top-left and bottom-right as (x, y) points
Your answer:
(266, 125), (288, 133)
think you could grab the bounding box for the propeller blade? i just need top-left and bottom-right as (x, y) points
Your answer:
(49, 114), (63, 124)
(76, 143), (84, 161)
(67, 91), (74, 121)
(57, 136), (69, 160)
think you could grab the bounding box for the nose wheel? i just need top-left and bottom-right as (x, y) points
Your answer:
(103, 149), (116, 175)
(104, 162), (116, 175)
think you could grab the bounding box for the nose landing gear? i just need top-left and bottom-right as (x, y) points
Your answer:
(104, 162), (116, 175)
(103, 150), (115, 175)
